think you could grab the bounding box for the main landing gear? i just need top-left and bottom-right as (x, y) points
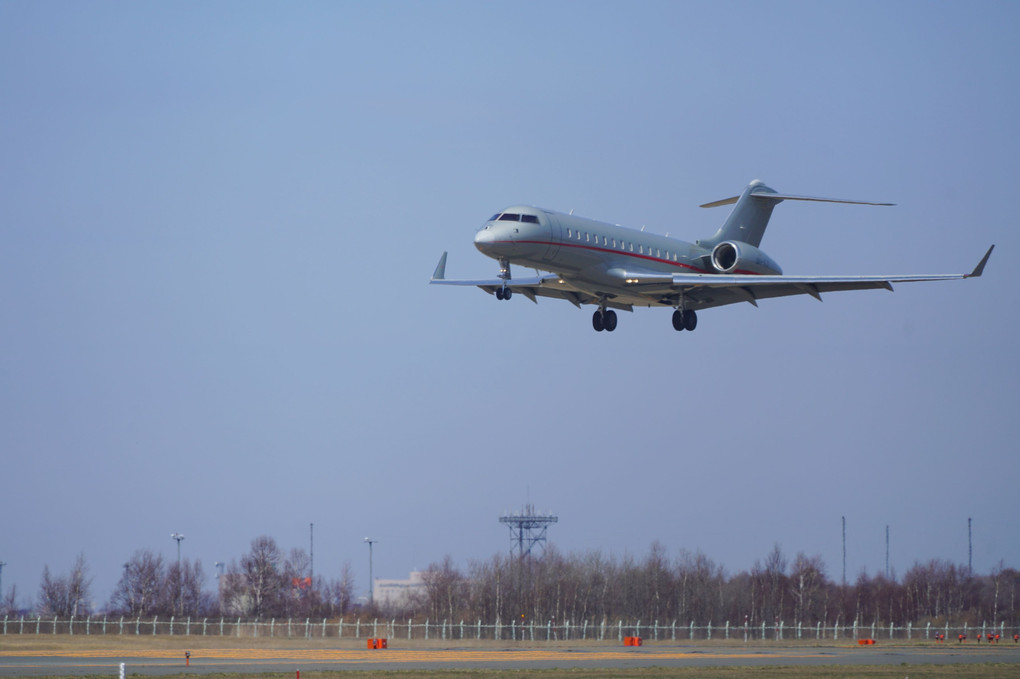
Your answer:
(672, 309), (698, 332)
(495, 286), (512, 300)
(592, 307), (618, 332)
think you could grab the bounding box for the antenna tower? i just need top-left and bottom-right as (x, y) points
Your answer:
(499, 504), (558, 558)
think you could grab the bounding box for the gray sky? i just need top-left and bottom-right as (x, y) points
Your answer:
(2, 1), (1017, 609)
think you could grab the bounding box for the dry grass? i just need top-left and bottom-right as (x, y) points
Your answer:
(1, 636), (1018, 678)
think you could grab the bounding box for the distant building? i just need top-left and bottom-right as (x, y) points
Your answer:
(373, 571), (426, 610)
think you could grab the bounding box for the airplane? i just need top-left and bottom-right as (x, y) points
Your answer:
(431, 180), (994, 333)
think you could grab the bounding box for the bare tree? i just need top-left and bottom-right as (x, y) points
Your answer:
(422, 555), (465, 621)
(677, 549), (723, 624)
(169, 558), (207, 617)
(1, 583), (19, 616)
(752, 544), (787, 625)
(38, 553), (92, 617)
(111, 550), (166, 616)
(324, 560), (356, 617)
(789, 553), (826, 625)
(282, 548), (318, 617)
(218, 560), (249, 616)
(240, 536), (284, 619)
(38, 566), (67, 616)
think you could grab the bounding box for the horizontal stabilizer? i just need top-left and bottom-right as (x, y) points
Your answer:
(761, 193), (894, 206)
(701, 191), (893, 208)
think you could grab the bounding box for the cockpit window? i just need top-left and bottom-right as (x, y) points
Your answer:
(491, 212), (538, 223)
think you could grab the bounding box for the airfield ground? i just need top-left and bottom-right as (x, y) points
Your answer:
(1, 636), (1018, 678)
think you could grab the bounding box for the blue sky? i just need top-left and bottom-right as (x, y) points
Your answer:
(2, 1), (1017, 608)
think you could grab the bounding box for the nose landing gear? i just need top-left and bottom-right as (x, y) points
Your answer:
(494, 258), (513, 301)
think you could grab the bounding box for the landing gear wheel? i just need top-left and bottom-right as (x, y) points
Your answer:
(683, 309), (697, 331)
(495, 287), (504, 300)
(592, 309), (605, 332)
(603, 309), (618, 332)
(672, 309), (686, 331)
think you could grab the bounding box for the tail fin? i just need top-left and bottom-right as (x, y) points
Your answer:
(699, 180), (780, 248)
(698, 180), (894, 248)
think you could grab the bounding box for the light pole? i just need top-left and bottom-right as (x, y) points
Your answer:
(170, 533), (185, 615)
(363, 537), (377, 605)
(0, 561), (6, 601)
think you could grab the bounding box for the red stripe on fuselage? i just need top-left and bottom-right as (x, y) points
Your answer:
(494, 239), (764, 276)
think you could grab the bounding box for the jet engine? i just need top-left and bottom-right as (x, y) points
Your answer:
(710, 241), (782, 275)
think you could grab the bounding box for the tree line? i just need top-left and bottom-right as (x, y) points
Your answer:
(410, 544), (1019, 628)
(6, 538), (1018, 627)
(5, 536), (356, 620)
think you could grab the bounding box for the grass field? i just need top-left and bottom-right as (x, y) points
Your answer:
(2, 636), (1018, 678)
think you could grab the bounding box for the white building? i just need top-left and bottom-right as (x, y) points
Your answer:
(373, 571), (426, 610)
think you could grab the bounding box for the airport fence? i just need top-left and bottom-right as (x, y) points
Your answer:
(2, 615), (1018, 642)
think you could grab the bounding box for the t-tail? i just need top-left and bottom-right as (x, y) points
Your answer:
(698, 179), (894, 248)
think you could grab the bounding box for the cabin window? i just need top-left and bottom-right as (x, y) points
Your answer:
(639, 245), (643, 254)
(611, 238), (616, 248)
(629, 242), (633, 252)
(585, 233), (590, 242)
(603, 236), (608, 246)
(567, 228), (572, 238)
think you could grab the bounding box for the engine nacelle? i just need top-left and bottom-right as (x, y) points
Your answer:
(710, 241), (782, 275)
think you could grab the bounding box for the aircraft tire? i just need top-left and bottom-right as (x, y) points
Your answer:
(503, 287), (512, 300)
(683, 309), (698, 332)
(604, 309), (618, 332)
(495, 288), (504, 300)
(672, 309), (686, 331)
(592, 310), (605, 332)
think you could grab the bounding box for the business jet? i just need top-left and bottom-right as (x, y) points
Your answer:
(431, 180), (993, 333)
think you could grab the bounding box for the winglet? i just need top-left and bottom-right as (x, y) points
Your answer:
(966, 245), (994, 278)
(432, 252), (448, 280)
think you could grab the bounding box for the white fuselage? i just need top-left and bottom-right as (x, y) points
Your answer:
(474, 206), (770, 308)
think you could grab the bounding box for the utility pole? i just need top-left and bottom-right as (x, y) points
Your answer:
(968, 517), (973, 575)
(0, 561), (6, 600)
(841, 516), (847, 586)
(364, 537), (377, 605)
(885, 525), (890, 579)
(310, 523), (314, 586)
(170, 533), (185, 616)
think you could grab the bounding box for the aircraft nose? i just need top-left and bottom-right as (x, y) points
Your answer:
(474, 226), (497, 253)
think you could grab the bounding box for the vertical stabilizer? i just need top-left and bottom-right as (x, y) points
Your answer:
(699, 180), (780, 248)
(698, 180), (894, 249)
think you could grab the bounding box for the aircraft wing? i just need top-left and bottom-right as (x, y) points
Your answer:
(430, 252), (633, 309)
(617, 245), (994, 309)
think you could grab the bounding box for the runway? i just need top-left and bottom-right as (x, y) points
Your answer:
(2, 643), (1019, 676)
